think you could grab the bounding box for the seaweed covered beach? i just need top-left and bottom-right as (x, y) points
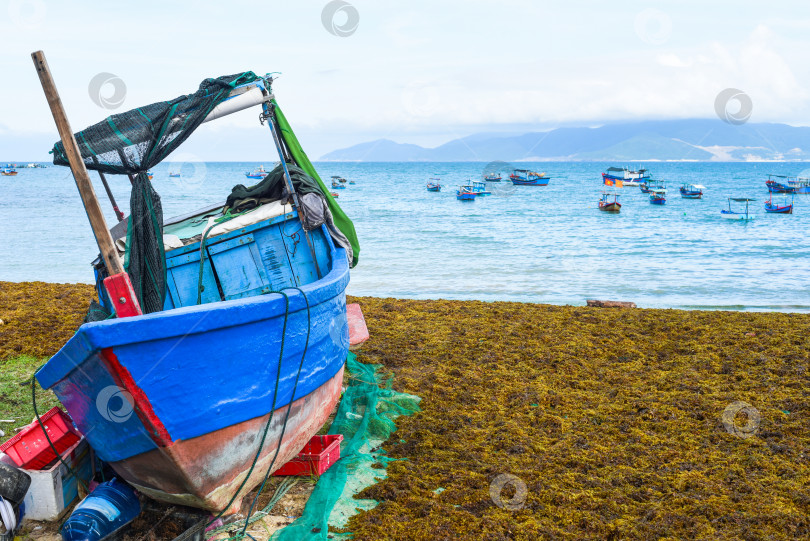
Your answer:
(1, 282), (809, 539)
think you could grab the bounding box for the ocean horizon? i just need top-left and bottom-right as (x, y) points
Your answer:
(2, 160), (808, 313)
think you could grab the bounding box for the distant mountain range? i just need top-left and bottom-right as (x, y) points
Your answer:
(320, 119), (810, 162)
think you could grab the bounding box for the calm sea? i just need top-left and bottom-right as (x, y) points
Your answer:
(1, 161), (809, 312)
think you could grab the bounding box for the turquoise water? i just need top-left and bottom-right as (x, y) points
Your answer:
(1, 161), (808, 312)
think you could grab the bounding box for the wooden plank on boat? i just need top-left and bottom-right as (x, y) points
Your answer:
(347, 303), (369, 348)
(31, 50), (142, 318)
(586, 300), (637, 309)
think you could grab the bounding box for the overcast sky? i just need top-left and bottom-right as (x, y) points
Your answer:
(2, 0), (809, 159)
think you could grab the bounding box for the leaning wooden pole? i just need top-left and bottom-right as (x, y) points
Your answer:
(31, 50), (142, 317)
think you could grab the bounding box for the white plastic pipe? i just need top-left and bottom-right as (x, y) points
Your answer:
(203, 84), (268, 123)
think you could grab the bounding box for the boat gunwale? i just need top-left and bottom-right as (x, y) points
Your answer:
(37, 226), (348, 390)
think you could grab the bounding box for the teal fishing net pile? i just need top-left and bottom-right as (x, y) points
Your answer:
(273, 352), (421, 540)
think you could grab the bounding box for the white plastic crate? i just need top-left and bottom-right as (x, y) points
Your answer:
(20, 438), (92, 521)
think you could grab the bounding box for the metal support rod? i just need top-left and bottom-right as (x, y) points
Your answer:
(91, 156), (125, 221)
(98, 171), (125, 221)
(262, 102), (322, 279)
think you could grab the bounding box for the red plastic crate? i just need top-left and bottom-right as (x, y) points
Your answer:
(273, 434), (343, 476)
(0, 407), (81, 470)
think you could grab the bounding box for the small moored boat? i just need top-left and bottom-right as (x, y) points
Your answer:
(721, 198), (755, 220)
(510, 169), (550, 186)
(457, 185), (476, 200)
(245, 165), (267, 179)
(764, 194), (794, 214)
(1, 167), (18, 176)
(484, 173), (502, 182)
(649, 189), (667, 205)
(598, 192), (621, 212)
(602, 166), (650, 187)
(679, 184), (704, 199)
(426, 178), (441, 192)
(471, 181), (491, 195)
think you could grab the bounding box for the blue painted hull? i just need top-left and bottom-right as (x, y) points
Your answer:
(37, 223), (350, 511)
(456, 192), (475, 200)
(510, 177), (549, 186)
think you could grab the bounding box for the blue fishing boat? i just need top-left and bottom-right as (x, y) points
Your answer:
(484, 173), (502, 182)
(509, 169), (550, 186)
(764, 194), (794, 214)
(602, 166), (650, 187)
(471, 181), (491, 195)
(766, 174), (810, 194)
(245, 165), (268, 179)
(33, 66), (360, 514)
(457, 185), (476, 200)
(1, 167), (18, 176)
(426, 178), (441, 192)
(721, 198), (755, 220)
(649, 189), (667, 205)
(679, 184), (704, 199)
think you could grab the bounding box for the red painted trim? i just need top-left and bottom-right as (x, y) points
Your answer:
(101, 348), (173, 446)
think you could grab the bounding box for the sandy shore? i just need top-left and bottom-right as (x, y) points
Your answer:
(1, 282), (809, 540)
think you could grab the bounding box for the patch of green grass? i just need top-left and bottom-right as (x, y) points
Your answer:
(0, 355), (59, 430)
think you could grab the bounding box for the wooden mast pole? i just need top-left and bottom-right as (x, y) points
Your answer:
(31, 50), (141, 317)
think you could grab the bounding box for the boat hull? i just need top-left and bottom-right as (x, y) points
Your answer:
(510, 179), (549, 186)
(765, 204), (793, 214)
(721, 210), (753, 220)
(112, 366), (343, 512)
(598, 202), (621, 212)
(37, 241), (351, 512)
(650, 198), (666, 205)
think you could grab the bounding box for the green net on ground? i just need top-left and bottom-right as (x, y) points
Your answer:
(273, 353), (420, 540)
(273, 101), (360, 268)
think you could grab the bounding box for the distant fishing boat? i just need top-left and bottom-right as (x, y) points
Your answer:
(766, 174), (809, 194)
(639, 179), (665, 193)
(484, 173), (502, 182)
(244, 165), (267, 179)
(169, 171), (181, 178)
(457, 185), (476, 200)
(331, 181), (346, 189)
(471, 181), (491, 195)
(426, 178), (441, 192)
(649, 189), (667, 205)
(764, 194), (793, 214)
(721, 198), (755, 220)
(1, 167), (18, 176)
(510, 169), (549, 186)
(679, 184), (704, 199)
(602, 167), (650, 187)
(330, 191), (340, 198)
(349, 180), (356, 185)
(598, 192), (621, 212)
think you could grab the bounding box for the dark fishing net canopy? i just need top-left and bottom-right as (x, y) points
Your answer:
(53, 72), (260, 314)
(52, 72), (260, 174)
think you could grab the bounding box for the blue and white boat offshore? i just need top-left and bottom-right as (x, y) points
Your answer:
(721, 198), (755, 220)
(602, 166), (651, 187)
